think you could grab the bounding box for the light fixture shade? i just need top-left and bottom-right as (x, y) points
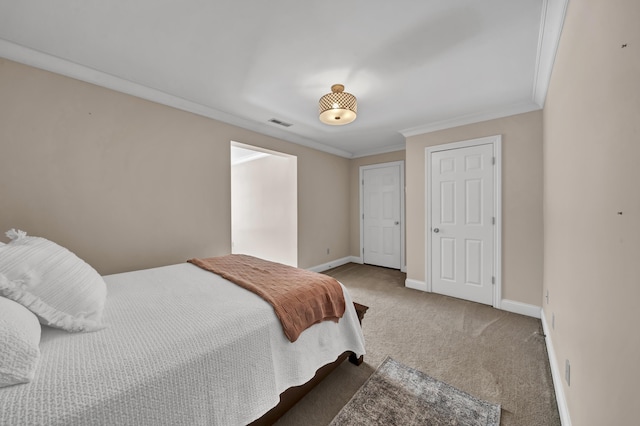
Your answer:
(319, 84), (357, 125)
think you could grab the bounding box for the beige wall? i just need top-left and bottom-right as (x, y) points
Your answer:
(348, 151), (406, 259)
(0, 58), (350, 274)
(542, 1), (639, 424)
(405, 111), (543, 306)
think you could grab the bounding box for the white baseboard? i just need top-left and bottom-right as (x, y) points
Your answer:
(500, 299), (541, 318)
(400, 286), (542, 320)
(405, 278), (428, 291)
(541, 310), (572, 426)
(318, 256), (404, 271)
(307, 256), (355, 273)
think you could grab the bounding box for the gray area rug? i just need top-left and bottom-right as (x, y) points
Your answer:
(330, 357), (501, 426)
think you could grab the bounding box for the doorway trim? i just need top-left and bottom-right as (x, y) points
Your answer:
(425, 135), (502, 308)
(359, 161), (406, 272)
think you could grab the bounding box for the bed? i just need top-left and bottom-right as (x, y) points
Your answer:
(0, 232), (367, 425)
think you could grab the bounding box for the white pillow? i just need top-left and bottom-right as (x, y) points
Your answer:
(0, 296), (41, 388)
(0, 229), (107, 332)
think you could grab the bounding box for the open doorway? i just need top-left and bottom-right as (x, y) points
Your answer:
(230, 142), (297, 267)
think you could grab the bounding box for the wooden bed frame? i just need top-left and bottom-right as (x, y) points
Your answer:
(250, 302), (369, 425)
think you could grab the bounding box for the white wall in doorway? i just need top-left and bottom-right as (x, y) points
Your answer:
(231, 143), (297, 267)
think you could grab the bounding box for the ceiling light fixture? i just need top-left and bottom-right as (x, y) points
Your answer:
(319, 84), (357, 125)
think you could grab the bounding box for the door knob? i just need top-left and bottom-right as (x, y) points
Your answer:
(433, 228), (440, 233)
(395, 221), (399, 225)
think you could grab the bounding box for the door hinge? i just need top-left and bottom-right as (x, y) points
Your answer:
(492, 276), (495, 285)
(362, 247), (365, 254)
(492, 157), (496, 165)
(362, 179), (364, 185)
(492, 217), (495, 225)
(362, 213), (364, 219)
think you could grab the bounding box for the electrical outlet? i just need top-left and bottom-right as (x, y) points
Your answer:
(326, 248), (330, 255)
(565, 359), (571, 386)
(552, 313), (555, 329)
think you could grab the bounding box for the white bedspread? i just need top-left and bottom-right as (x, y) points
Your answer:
(0, 263), (366, 425)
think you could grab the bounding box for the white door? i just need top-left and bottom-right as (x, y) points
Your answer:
(430, 143), (495, 305)
(362, 164), (402, 269)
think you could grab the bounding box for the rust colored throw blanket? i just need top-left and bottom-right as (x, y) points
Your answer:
(188, 254), (346, 342)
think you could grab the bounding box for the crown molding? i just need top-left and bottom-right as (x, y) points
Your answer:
(532, 0), (570, 107)
(1, 0), (568, 160)
(400, 101), (541, 138)
(401, 0), (568, 139)
(0, 39), (354, 159)
(351, 142), (406, 159)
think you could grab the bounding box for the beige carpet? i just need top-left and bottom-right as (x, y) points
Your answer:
(275, 263), (561, 426)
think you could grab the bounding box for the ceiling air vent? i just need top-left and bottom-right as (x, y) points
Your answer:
(268, 118), (293, 127)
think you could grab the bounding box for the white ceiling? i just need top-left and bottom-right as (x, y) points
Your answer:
(0, 0), (568, 158)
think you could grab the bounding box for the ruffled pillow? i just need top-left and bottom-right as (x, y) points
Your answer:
(0, 296), (41, 387)
(0, 229), (107, 332)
